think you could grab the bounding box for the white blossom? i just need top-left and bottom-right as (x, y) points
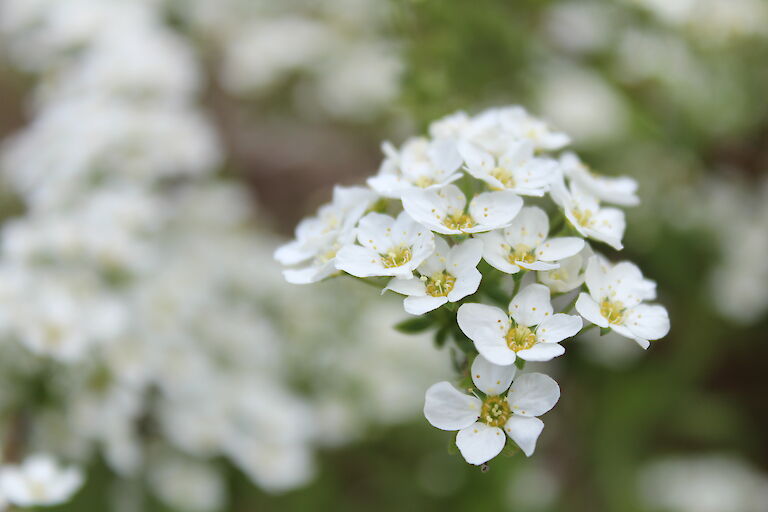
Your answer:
(402, 184), (523, 235)
(575, 256), (670, 348)
(0, 454), (84, 507)
(368, 138), (463, 198)
(424, 356), (560, 463)
(386, 238), (483, 315)
(458, 284), (583, 365)
(335, 211), (435, 279)
(479, 206), (585, 274)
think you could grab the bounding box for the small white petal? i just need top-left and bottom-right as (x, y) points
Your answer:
(471, 355), (516, 396)
(506, 373), (560, 417)
(424, 382), (481, 431)
(457, 303), (515, 366)
(536, 237), (585, 262)
(504, 206), (549, 247)
(625, 304), (670, 342)
(466, 191), (523, 232)
(575, 293), (609, 328)
(516, 343), (565, 362)
(478, 231), (521, 274)
(536, 313), (583, 344)
(447, 268), (482, 302)
(385, 277), (426, 296)
(504, 416), (544, 457)
(404, 295), (448, 315)
(456, 422), (506, 465)
(509, 283), (553, 327)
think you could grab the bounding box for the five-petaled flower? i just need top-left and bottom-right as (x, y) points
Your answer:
(402, 184), (522, 235)
(385, 238), (483, 315)
(575, 256), (670, 349)
(424, 355), (560, 464)
(479, 206), (585, 274)
(334, 211), (435, 279)
(368, 138), (464, 198)
(457, 283), (583, 365)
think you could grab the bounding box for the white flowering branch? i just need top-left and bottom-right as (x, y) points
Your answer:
(277, 105), (671, 467)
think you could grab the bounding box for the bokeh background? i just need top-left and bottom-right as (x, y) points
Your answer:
(0, 0), (767, 511)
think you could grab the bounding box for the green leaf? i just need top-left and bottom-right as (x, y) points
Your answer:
(434, 326), (450, 348)
(394, 315), (436, 334)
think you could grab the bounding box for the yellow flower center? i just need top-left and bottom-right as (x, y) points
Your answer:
(480, 395), (511, 428)
(506, 325), (537, 352)
(381, 245), (413, 268)
(442, 213), (475, 231)
(573, 208), (593, 228)
(490, 167), (516, 189)
(508, 243), (536, 264)
(425, 272), (456, 297)
(600, 299), (625, 325)
(414, 175), (435, 188)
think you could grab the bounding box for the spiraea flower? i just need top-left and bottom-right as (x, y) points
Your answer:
(576, 257), (670, 348)
(278, 105), (669, 466)
(275, 186), (377, 284)
(424, 355), (560, 464)
(385, 238), (483, 315)
(0, 454), (84, 508)
(457, 284), (583, 364)
(334, 211), (435, 279)
(367, 138), (463, 198)
(402, 184), (522, 235)
(459, 140), (558, 196)
(479, 206), (585, 274)
(550, 176), (627, 250)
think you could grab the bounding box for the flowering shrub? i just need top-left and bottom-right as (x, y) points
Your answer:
(277, 106), (671, 466)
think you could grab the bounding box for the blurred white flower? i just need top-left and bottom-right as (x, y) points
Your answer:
(0, 454), (84, 507)
(638, 455), (768, 512)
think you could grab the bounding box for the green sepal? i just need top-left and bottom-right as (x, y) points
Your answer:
(600, 327), (611, 336)
(514, 358), (526, 370)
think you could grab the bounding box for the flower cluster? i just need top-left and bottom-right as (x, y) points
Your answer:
(277, 106), (671, 465)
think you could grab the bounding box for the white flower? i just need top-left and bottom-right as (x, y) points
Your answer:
(367, 137), (463, 198)
(457, 283), (583, 364)
(459, 140), (558, 196)
(402, 184), (522, 235)
(575, 256), (670, 348)
(423, 355), (560, 464)
(334, 211), (435, 279)
(0, 454), (84, 507)
(385, 238), (483, 315)
(478, 206), (585, 274)
(560, 152), (639, 206)
(537, 244), (594, 293)
(497, 106), (571, 151)
(550, 176), (626, 250)
(275, 186), (376, 284)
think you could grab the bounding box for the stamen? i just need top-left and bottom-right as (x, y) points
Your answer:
(442, 213), (474, 231)
(425, 272), (456, 297)
(506, 325), (536, 352)
(600, 299), (625, 325)
(480, 395), (511, 427)
(381, 245), (413, 268)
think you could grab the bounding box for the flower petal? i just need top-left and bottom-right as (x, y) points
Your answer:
(447, 238), (483, 271)
(334, 245), (388, 278)
(356, 212), (395, 252)
(625, 304), (670, 342)
(509, 283), (553, 327)
(504, 415), (544, 457)
(575, 293), (609, 328)
(536, 237), (585, 262)
(471, 355), (516, 396)
(506, 373), (560, 417)
(456, 422), (506, 465)
(457, 303), (515, 366)
(536, 313), (583, 344)
(447, 268), (482, 302)
(516, 343), (565, 362)
(424, 382), (481, 431)
(467, 191), (523, 232)
(385, 277), (426, 296)
(503, 206), (549, 247)
(404, 295), (448, 315)
(478, 231), (521, 274)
